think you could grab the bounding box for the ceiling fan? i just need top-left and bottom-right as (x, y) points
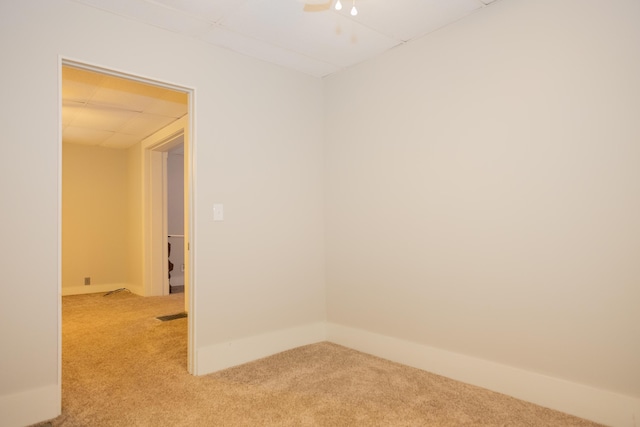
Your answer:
(300, 0), (332, 12)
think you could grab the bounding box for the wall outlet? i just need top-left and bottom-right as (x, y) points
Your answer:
(84, 277), (91, 286)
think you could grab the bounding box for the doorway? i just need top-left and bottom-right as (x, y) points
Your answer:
(60, 59), (195, 372)
(142, 127), (190, 308)
(167, 141), (185, 295)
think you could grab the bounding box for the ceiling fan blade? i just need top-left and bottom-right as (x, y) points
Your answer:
(303, 0), (331, 12)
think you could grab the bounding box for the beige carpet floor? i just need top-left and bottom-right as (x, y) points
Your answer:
(34, 291), (603, 426)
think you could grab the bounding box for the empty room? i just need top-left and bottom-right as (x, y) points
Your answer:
(1, 0), (638, 426)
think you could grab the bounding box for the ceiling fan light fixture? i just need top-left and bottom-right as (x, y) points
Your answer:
(349, 0), (357, 16)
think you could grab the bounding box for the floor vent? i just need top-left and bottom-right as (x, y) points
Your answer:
(156, 312), (188, 321)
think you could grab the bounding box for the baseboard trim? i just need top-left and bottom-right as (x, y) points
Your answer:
(61, 283), (134, 296)
(326, 323), (640, 427)
(196, 322), (326, 375)
(0, 383), (60, 427)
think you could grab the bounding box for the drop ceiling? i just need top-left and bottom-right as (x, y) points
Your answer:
(73, 0), (500, 78)
(62, 66), (188, 149)
(64, 0), (501, 149)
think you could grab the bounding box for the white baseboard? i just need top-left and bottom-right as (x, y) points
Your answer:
(0, 383), (60, 427)
(196, 322), (326, 375)
(61, 283), (135, 296)
(326, 323), (640, 427)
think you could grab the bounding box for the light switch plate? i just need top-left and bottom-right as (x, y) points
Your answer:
(213, 203), (224, 221)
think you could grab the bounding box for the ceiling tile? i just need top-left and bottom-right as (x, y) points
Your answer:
(157, 89), (190, 104)
(63, 126), (114, 145)
(62, 107), (78, 127)
(150, 0), (247, 23)
(65, 106), (137, 131)
(350, 0), (482, 42)
(62, 66), (105, 102)
(199, 26), (340, 77)
(74, 0), (505, 78)
(101, 133), (144, 149)
(218, 0), (400, 69)
(118, 113), (179, 137)
(66, 1), (507, 146)
(83, 73), (188, 116)
(62, 65), (189, 149)
(144, 98), (189, 117)
(74, 0), (213, 37)
(89, 76), (164, 112)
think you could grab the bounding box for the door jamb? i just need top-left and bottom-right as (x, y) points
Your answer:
(143, 130), (183, 298)
(58, 58), (197, 388)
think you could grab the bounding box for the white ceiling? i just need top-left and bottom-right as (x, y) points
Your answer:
(73, 0), (500, 78)
(64, 0), (501, 149)
(62, 66), (188, 149)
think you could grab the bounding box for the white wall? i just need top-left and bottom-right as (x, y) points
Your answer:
(0, 1), (325, 426)
(3, 0), (638, 426)
(324, 0), (640, 425)
(127, 139), (144, 296)
(62, 143), (129, 295)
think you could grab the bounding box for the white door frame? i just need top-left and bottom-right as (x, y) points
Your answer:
(141, 128), (185, 298)
(146, 146), (170, 297)
(139, 115), (195, 375)
(59, 59), (197, 381)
